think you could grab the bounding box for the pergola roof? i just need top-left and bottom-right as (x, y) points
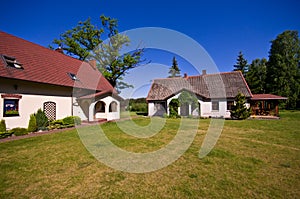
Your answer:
(251, 94), (287, 100)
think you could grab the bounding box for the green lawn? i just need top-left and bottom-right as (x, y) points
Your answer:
(0, 111), (299, 198)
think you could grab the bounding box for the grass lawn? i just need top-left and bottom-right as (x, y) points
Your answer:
(0, 111), (299, 198)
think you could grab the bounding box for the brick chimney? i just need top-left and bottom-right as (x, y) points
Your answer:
(202, 70), (207, 75)
(55, 47), (64, 54)
(183, 73), (188, 78)
(88, 60), (97, 70)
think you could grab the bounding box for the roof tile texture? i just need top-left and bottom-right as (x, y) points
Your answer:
(0, 31), (113, 92)
(147, 71), (252, 100)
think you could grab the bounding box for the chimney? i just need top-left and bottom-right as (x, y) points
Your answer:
(202, 70), (207, 75)
(55, 47), (64, 54)
(89, 60), (97, 70)
(183, 73), (188, 78)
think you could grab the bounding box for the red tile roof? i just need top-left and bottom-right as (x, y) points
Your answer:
(0, 31), (114, 93)
(251, 94), (287, 100)
(147, 71), (252, 101)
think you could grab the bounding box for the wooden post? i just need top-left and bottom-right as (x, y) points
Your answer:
(275, 101), (279, 116)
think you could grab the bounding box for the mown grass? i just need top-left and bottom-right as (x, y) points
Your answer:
(0, 111), (299, 198)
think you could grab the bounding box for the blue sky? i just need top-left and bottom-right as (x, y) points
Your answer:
(1, 0), (299, 98)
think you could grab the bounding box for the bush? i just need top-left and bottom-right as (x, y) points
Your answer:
(62, 116), (81, 125)
(0, 119), (6, 132)
(0, 131), (13, 139)
(35, 109), (48, 130)
(27, 114), (37, 132)
(9, 128), (28, 136)
(169, 99), (180, 118)
(48, 116), (81, 130)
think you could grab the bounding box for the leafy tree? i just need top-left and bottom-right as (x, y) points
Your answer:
(51, 18), (103, 60)
(178, 90), (198, 110)
(266, 30), (300, 109)
(246, 58), (267, 94)
(51, 15), (145, 90)
(27, 114), (37, 132)
(230, 92), (251, 120)
(168, 56), (181, 77)
(233, 51), (248, 77)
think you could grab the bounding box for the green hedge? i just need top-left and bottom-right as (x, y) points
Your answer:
(8, 128), (28, 136)
(0, 131), (13, 139)
(48, 116), (81, 130)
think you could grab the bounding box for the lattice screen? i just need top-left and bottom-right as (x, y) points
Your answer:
(43, 101), (56, 121)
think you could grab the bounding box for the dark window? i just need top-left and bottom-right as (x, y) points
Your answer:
(95, 101), (105, 113)
(109, 101), (118, 112)
(227, 101), (234, 110)
(212, 101), (219, 111)
(2, 55), (23, 69)
(3, 99), (19, 117)
(67, 72), (79, 81)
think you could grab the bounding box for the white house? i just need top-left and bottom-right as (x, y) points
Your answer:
(0, 31), (121, 129)
(147, 71), (252, 118)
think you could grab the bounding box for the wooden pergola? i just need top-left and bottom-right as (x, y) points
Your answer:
(250, 94), (287, 117)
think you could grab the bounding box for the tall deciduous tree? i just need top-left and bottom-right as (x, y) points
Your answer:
(266, 30), (300, 109)
(246, 58), (267, 94)
(233, 51), (248, 77)
(51, 15), (145, 90)
(168, 56), (181, 77)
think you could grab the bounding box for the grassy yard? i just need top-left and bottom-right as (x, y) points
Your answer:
(0, 111), (299, 198)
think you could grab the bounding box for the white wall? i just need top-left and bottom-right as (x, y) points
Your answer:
(0, 93), (72, 129)
(148, 102), (155, 116)
(89, 96), (120, 121)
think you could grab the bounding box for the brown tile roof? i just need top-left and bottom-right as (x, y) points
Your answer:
(146, 71), (252, 101)
(0, 31), (114, 93)
(251, 94), (287, 100)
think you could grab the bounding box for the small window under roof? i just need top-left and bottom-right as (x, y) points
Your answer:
(1, 55), (23, 69)
(67, 72), (79, 81)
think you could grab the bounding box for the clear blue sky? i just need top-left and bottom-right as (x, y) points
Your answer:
(1, 0), (299, 98)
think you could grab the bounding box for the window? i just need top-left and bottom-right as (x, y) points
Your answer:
(2, 55), (23, 69)
(95, 101), (105, 113)
(44, 101), (56, 121)
(227, 101), (234, 110)
(109, 101), (118, 112)
(3, 99), (19, 117)
(67, 72), (79, 81)
(212, 101), (219, 111)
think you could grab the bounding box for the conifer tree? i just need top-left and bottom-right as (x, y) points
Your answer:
(266, 30), (300, 109)
(168, 56), (181, 77)
(230, 92), (251, 120)
(233, 51), (248, 77)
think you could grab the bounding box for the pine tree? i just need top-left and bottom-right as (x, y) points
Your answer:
(233, 51), (248, 77)
(266, 30), (300, 109)
(168, 56), (181, 78)
(230, 92), (251, 120)
(246, 58), (267, 94)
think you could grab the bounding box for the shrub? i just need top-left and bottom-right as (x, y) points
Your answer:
(27, 114), (37, 132)
(9, 128), (28, 136)
(0, 119), (6, 132)
(169, 99), (180, 118)
(0, 131), (13, 139)
(50, 119), (64, 125)
(35, 109), (48, 130)
(63, 116), (81, 125)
